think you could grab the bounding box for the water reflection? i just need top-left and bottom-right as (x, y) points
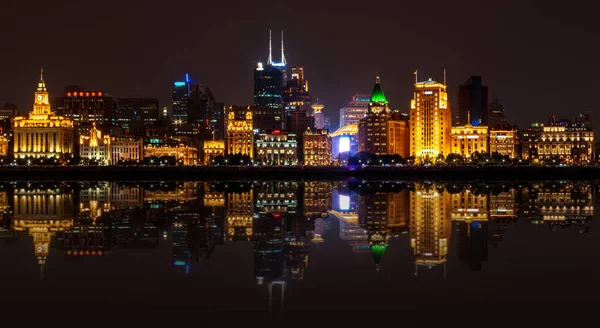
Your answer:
(0, 180), (596, 317)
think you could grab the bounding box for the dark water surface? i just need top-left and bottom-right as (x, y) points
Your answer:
(0, 180), (598, 324)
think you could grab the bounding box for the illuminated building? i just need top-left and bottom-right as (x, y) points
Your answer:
(283, 66), (312, 130)
(387, 113), (410, 158)
(304, 128), (331, 166)
(203, 140), (225, 165)
(253, 31), (286, 130)
(358, 76), (390, 155)
(110, 137), (142, 165)
(339, 94), (370, 129)
(410, 184), (451, 275)
(255, 130), (298, 165)
(489, 124), (520, 159)
(143, 144), (198, 165)
(490, 189), (519, 220)
(13, 69), (74, 160)
(450, 188), (489, 222)
(522, 116), (594, 164)
(55, 85), (114, 125)
(114, 98), (160, 133)
(79, 123), (111, 165)
(0, 134), (8, 156)
(451, 123), (489, 158)
(226, 190), (254, 241)
(172, 73), (191, 128)
(311, 103), (325, 129)
(288, 111), (314, 162)
(457, 76), (488, 126)
(522, 182), (593, 232)
(226, 109), (254, 157)
(330, 124), (358, 164)
(488, 98), (505, 125)
(409, 75), (452, 160)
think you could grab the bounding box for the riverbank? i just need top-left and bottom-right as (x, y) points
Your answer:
(0, 165), (599, 181)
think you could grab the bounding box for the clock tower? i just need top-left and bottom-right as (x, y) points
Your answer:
(33, 67), (51, 115)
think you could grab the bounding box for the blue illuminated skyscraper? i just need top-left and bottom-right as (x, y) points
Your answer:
(253, 30), (286, 130)
(172, 73), (191, 126)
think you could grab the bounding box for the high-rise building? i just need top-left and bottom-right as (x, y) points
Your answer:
(54, 86), (114, 126)
(172, 73), (191, 126)
(488, 98), (505, 125)
(387, 113), (410, 158)
(358, 76), (390, 155)
(409, 76), (452, 160)
(457, 76), (488, 126)
(287, 111), (314, 162)
(304, 128), (331, 166)
(311, 103), (325, 129)
(13, 69), (74, 160)
(339, 94), (370, 129)
(283, 66), (312, 129)
(226, 108), (254, 157)
(115, 98), (160, 133)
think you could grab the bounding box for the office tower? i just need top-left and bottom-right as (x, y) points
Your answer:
(521, 115), (594, 164)
(188, 84), (225, 140)
(358, 75), (390, 155)
(410, 184), (452, 276)
(115, 98), (160, 134)
(253, 31), (286, 131)
(283, 66), (312, 129)
(13, 69), (74, 160)
(226, 108), (254, 157)
(409, 74), (452, 160)
(304, 128), (331, 166)
(172, 73), (191, 126)
(255, 130), (298, 165)
(54, 86), (114, 127)
(339, 94), (370, 128)
(457, 76), (488, 126)
(311, 103), (325, 129)
(488, 98), (505, 125)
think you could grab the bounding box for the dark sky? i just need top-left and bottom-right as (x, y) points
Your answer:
(1, 0), (598, 129)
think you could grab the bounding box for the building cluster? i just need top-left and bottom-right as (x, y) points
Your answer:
(332, 74), (595, 165)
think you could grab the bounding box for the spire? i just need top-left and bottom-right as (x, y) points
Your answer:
(280, 30), (286, 66)
(370, 74), (388, 104)
(267, 30), (273, 65)
(40, 66), (44, 81)
(36, 67), (47, 92)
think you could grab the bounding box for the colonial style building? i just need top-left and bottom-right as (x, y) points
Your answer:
(255, 130), (298, 165)
(110, 137), (143, 165)
(79, 123), (111, 165)
(451, 123), (489, 158)
(143, 144), (198, 165)
(522, 116), (594, 164)
(203, 140), (225, 165)
(358, 76), (390, 155)
(226, 109), (253, 157)
(409, 76), (452, 161)
(13, 69), (74, 160)
(489, 123), (520, 159)
(304, 128), (331, 166)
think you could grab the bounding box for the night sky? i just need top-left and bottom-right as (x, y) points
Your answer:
(1, 1), (598, 129)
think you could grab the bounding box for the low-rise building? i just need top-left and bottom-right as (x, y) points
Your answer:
(110, 137), (143, 165)
(255, 130), (298, 165)
(489, 124), (520, 159)
(203, 140), (225, 165)
(304, 128), (331, 166)
(144, 144), (198, 165)
(451, 124), (489, 158)
(79, 124), (111, 165)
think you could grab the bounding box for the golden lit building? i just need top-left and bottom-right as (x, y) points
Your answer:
(256, 130), (298, 165)
(522, 116), (594, 164)
(358, 76), (389, 155)
(410, 184), (451, 274)
(13, 69), (74, 160)
(409, 76), (452, 160)
(203, 140), (225, 165)
(490, 189), (519, 219)
(489, 125), (520, 159)
(227, 109), (253, 157)
(451, 124), (489, 158)
(304, 128), (331, 166)
(143, 144), (198, 165)
(226, 190), (254, 241)
(0, 134), (8, 156)
(304, 181), (333, 219)
(79, 123), (111, 165)
(387, 115), (410, 158)
(110, 137), (142, 165)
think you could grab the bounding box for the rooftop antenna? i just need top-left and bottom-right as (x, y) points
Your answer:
(267, 30), (273, 65)
(414, 69), (418, 84)
(281, 30), (287, 65)
(40, 66), (44, 81)
(443, 69), (447, 86)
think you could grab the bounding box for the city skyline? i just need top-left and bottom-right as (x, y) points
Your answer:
(1, 2), (598, 130)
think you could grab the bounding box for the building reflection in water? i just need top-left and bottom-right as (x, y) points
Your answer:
(0, 180), (596, 286)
